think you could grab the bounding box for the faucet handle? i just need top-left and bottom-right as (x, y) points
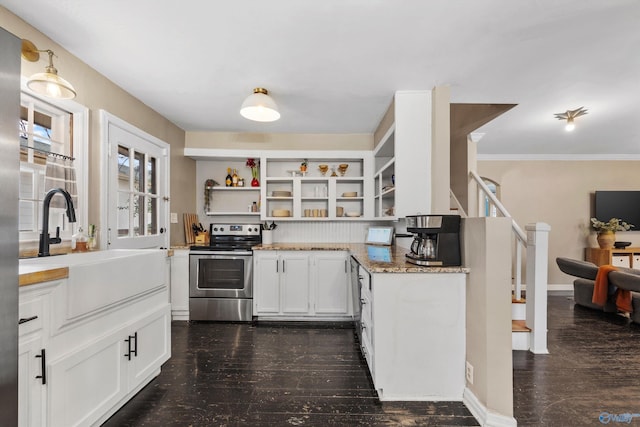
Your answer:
(49, 226), (61, 244)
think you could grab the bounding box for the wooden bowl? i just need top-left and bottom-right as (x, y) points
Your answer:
(271, 209), (291, 217)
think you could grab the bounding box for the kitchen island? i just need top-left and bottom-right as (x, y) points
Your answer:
(253, 243), (469, 401)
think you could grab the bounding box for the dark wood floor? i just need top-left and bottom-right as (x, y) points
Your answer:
(513, 295), (640, 426)
(104, 295), (640, 426)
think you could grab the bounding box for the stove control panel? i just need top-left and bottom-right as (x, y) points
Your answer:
(209, 223), (262, 236)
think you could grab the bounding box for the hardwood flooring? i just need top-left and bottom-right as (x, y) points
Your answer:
(103, 321), (477, 426)
(104, 295), (640, 426)
(513, 295), (640, 426)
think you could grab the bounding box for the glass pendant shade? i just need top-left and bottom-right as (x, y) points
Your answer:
(27, 70), (76, 99)
(240, 88), (280, 122)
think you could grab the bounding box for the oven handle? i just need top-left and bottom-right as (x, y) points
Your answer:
(190, 251), (253, 256)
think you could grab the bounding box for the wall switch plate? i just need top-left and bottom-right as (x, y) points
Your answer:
(170, 212), (178, 224)
(466, 361), (474, 384)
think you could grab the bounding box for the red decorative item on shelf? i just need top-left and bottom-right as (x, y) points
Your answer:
(246, 158), (260, 187)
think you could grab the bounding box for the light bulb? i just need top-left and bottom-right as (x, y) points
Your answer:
(565, 118), (575, 131)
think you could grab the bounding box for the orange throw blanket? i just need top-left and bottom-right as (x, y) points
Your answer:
(592, 265), (632, 313)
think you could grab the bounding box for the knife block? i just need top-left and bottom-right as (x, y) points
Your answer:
(195, 231), (209, 245)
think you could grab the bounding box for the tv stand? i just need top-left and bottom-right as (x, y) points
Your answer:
(585, 247), (640, 269)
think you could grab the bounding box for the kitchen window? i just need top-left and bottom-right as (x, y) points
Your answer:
(19, 91), (88, 243)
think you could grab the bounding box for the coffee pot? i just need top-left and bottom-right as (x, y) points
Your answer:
(410, 236), (436, 259)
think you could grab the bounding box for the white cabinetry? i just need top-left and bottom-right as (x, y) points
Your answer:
(48, 305), (170, 427)
(313, 252), (350, 315)
(253, 250), (351, 319)
(254, 251), (310, 316)
(374, 91), (432, 219)
(352, 260), (466, 401)
(261, 154), (373, 220)
(18, 284), (54, 427)
(170, 249), (189, 320)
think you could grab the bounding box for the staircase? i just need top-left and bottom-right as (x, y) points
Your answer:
(454, 171), (550, 354)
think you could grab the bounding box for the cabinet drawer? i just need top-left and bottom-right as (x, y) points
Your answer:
(18, 295), (44, 336)
(612, 255), (632, 268)
(633, 255), (640, 268)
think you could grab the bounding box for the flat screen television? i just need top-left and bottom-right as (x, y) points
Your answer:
(594, 191), (640, 228)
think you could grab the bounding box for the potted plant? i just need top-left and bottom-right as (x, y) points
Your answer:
(300, 159), (308, 173)
(590, 217), (634, 249)
(246, 158), (259, 187)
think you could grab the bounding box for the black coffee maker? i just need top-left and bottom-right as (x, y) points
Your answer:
(405, 215), (461, 266)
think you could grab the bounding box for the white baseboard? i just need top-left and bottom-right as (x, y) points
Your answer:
(463, 388), (517, 427)
(171, 309), (189, 321)
(514, 283), (573, 293)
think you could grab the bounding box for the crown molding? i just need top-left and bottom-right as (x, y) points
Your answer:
(477, 153), (640, 161)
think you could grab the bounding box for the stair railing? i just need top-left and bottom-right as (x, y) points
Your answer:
(469, 170), (550, 354)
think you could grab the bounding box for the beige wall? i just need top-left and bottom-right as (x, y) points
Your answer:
(1, 8), (195, 246)
(463, 217), (514, 419)
(478, 159), (640, 284)
(186, 132), (373, 151)
(431, 86), (450, 213)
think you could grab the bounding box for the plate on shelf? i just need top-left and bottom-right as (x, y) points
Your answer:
(272, 190), (292, 197)
(342, 192), (357, 197)
(346, 212), (361, 217)
(272, 209), (291, 217)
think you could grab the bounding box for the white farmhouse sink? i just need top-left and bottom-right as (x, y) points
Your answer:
(20, 249), (167, 321)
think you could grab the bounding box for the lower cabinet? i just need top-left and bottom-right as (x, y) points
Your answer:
(48, 305), (170, 427)
(18, 333), (46, 427)
(253, 250), (351, 319)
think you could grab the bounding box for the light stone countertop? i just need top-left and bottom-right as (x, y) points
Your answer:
(252, 243), (470, 274)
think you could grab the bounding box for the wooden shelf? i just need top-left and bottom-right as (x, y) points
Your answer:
(585, 247), (640, 268)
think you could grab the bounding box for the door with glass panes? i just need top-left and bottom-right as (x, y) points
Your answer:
(106, 118), (168, 249)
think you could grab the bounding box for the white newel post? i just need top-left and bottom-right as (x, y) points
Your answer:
(525, 222), (551, 354)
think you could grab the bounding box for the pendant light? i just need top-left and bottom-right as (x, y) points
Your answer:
(21, 39), (76, 100)
(554, 107), (587, 132)
(240, 88), (280, 122)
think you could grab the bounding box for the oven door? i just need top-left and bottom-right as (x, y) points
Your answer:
(189, 252), (253, 299)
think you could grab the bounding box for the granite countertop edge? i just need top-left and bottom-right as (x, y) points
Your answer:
(252, 243), (469, 274)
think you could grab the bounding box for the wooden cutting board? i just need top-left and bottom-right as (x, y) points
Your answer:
(183, 213), (199, 244)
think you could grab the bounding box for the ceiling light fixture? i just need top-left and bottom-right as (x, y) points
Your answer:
(240, 88), (280, 122)
(554, 107), (588, 132)
(21, 39), (76, 100)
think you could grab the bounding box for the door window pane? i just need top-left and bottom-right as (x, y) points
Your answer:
(133, 195), (144, 236)
(117, 191), (130, 237)
(146, 156), (156, 194)
(147, 197), (157, 235)
(133, 151), (144, 192)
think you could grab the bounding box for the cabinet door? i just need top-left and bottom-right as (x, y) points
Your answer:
(48, 328), (128, 427)
(170, 249), (189, 319)
(314, 252), (350, 315)
(18, 334), (45, 427)
(129, 305), (171, 389)
(281, 253), (310, 314)
(254, 253), (281, 314)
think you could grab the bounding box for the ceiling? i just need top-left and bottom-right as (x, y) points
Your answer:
(2, 0), (639, 155)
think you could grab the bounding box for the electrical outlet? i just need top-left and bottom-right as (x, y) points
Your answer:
(466, 361), (474, 384)
(170, 212), (178, 224)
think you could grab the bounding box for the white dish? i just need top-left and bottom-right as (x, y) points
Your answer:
(346, 212), (360, 217)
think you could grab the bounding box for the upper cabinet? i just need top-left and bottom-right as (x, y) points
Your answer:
(261, 154), (373, 221)
(373, 91), (432, 219)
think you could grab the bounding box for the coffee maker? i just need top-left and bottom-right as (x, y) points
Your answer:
(405, 215), (461, 266)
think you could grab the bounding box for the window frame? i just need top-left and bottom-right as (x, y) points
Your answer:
(20, 77), (89, 243)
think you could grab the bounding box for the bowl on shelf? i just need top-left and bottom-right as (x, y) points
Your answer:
(272, 191), (292, 197)
(318, 164), (329, 176)
(614, 241), (632, 249)
(345, 212), (360, 217)
(341, 191), (357, 197)
(271, 209), (291, 217)
(338, 164), (349, 176)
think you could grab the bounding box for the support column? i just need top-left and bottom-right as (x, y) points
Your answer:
(525, 222), (551, 354)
